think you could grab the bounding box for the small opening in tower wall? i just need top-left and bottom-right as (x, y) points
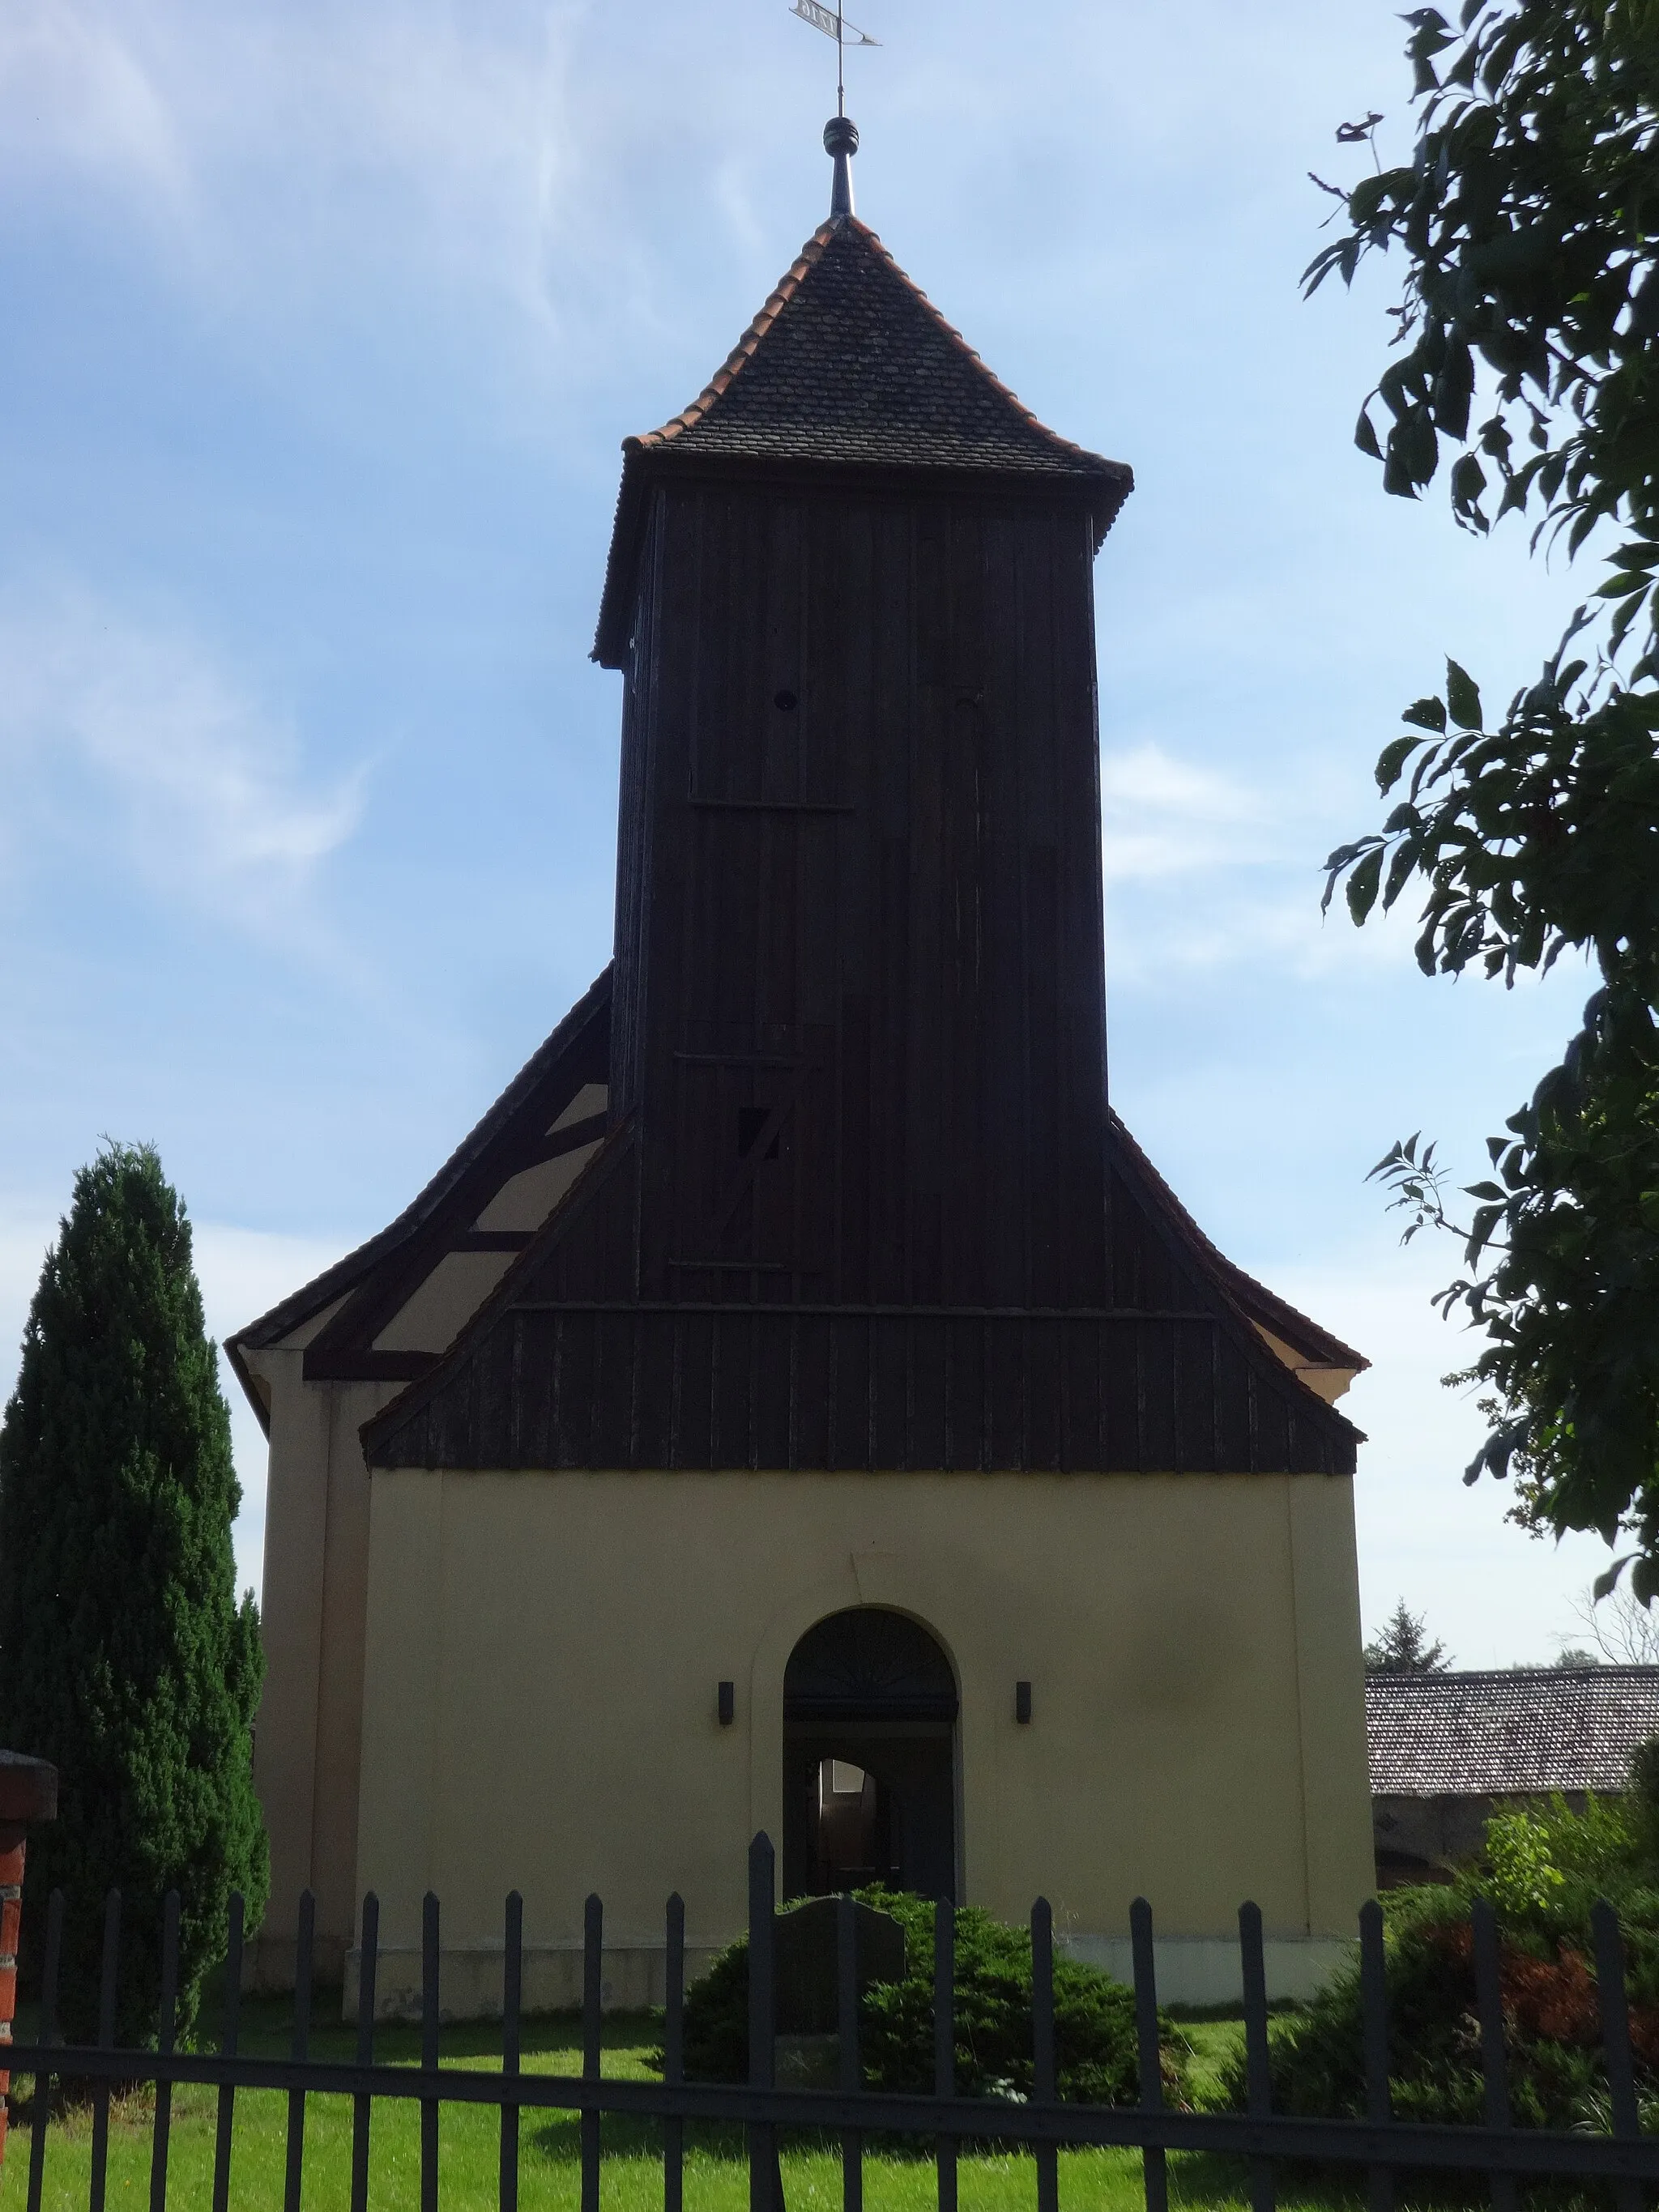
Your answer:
(737, 1107), (781, 1161)
(773, 688), (799, 712)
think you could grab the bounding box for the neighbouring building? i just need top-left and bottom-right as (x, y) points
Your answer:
(1368, 1666), (1659, 1885)
(229, 121), (1378, 2016)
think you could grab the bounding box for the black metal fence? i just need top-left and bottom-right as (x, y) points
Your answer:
(7, 1834), (1659, 2212)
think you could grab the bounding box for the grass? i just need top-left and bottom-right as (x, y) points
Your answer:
(0, 1997), (1384, 2212)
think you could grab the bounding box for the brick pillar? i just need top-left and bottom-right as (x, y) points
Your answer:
(0, 1752), (58, 2170)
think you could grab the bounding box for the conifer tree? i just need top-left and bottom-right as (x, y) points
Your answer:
(0, 1143), (267, 2043)
(1363, 1600), (1452, 1677)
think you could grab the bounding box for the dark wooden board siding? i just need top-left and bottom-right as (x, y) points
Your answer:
(370, 1305), (1353, 1476)
(610, 481), (1112, 1314)
(360, 468), (1360, 1479)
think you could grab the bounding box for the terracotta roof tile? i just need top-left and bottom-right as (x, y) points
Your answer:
(1367, 1667), (1659, 1796)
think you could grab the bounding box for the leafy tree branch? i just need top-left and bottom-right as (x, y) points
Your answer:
(1314, 0), (1659, 1595)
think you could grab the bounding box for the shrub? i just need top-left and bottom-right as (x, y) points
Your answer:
(1224, 1785), (1659, 2141)
(1222, 1886), (1635, 2134)
(676, 1888), (1188, 2106)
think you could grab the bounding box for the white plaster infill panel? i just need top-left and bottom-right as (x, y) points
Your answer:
(274, 1292), (352, 1353)
(373, 1252), (518, 1354)
(550, 1083), (608, 1132)
(475, 1145), (599, 1235)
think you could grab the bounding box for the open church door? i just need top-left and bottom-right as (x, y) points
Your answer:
(783, 1608), (957, 1901)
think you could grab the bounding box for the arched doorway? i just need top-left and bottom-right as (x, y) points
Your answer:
(782, 1608), (957, 1901)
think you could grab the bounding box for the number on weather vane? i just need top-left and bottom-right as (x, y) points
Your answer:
(790, 0), (881, 116)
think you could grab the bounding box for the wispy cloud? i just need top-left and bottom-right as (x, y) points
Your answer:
(1097, 738), (1456, 982)
(0, 2), (187, 205)
(0, 584), (364, 946)
(0, 2), (585, 326)
(1100, 740), (1265, 883)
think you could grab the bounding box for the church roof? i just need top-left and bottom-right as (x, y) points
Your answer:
(594, 214), (1132, 666)
(354, 1102), (1365, 1473)
(1367, 1668), (1659, 1797)
(224, 967), (612, 1428)
(1109, 1115), (1367, 1378)
(227, 970), (1364, 1473)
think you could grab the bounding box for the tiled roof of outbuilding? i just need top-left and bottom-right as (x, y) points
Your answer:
(632, 214), (1129, 483)
(1367, 1667), (1659, 1796)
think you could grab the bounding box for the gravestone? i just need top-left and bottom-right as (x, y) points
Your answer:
(775, 1894), (905, 2035)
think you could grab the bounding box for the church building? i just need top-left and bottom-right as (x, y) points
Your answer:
(229, 121), (1376, 2016)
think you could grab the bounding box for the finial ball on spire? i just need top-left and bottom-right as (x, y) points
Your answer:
(824, 113), (858, 217)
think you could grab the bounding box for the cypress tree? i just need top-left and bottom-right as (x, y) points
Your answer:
(0, 1143), (267, 2044)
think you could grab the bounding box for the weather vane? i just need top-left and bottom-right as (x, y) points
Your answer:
(790, 0), (880, 121)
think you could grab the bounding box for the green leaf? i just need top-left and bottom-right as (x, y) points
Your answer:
(1384, 839), (1418, 910)
(1450, 451), (1487, 514)
(1354, 407), (1384, 461)
(1375, 734), (1421, 791)
(1346, 846), (1384, 924)
(1468, 1201), (1504, 1253)
(1608, 582), (1650, 657)
(1403, 696), (1448, 732)
(1444, 659), (1482, 729)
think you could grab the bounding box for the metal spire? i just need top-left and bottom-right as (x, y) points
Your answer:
(789, 2), (877, 216)
(824, 113), (859, 217)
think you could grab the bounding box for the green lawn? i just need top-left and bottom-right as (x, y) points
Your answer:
(0, 1999), (1345, 2212)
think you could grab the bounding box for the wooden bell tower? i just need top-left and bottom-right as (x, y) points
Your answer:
(595, 204), (1133, 1314)
(361, 147), (1360, 1480)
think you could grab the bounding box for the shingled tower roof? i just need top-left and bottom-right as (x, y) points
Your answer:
(636, 213), (1124, 479)
(594, 212), (1132, 664)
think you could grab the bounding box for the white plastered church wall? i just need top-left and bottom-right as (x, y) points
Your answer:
(348, 1464), (1374, 2018)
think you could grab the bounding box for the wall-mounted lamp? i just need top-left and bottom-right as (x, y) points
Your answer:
(718, 1681), (736, 1727)
(1015, 1681), (1032, 1724)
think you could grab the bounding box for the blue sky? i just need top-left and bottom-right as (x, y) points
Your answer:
(0, 0), (1618, 1664)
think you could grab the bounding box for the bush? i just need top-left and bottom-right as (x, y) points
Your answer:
(676, 1888), (1188, 2106)
(1224, 1886), (1637, 2134)
(1224, 1785), (1659, 2139)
